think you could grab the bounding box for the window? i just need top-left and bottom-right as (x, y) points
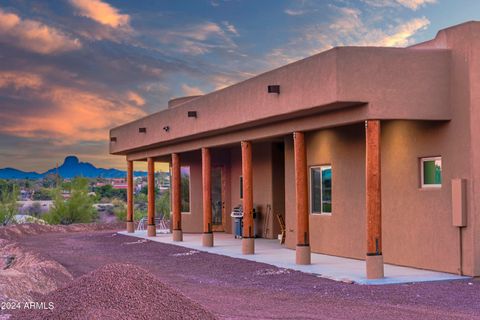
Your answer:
(181, 166), (190, 212)
(239, 176), (243, 199)
(421, 157), (442, 188)
(310, 165), (332, 214)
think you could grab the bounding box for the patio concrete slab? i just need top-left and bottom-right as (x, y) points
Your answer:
(118, 231), (468, 285)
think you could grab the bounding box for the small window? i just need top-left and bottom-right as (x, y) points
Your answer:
(239, 176), (243, 199)
(181, 166), (190, 212)
(310, 165), (332, 214)
(421, 157), (442, 188)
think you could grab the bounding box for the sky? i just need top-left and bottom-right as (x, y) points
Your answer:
(0, 0), (479, 172)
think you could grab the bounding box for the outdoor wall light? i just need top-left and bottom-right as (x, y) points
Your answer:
(187, 111), (197, 118)
(267, 85), (280, 94)
(110, 137), (117, 142)
(139, 127), (147, 133)
(163, 126), (170, 132)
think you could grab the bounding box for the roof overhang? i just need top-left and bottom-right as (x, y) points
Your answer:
(110, 46), (452, 157)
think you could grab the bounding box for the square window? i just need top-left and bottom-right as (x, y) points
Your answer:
(310, 165), (332, 214)
(421, 157), (442, 188)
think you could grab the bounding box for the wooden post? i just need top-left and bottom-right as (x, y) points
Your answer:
(241, 141), (254, 254)
(172, 153), (183, 241)
(202, 148), (213, 247)
(365, 120), (384, 279)
(126, 160), (134, 233)
(147, 157), (156, 237)
(293, 132), (311, 264)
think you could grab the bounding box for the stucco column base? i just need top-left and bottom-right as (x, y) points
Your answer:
(147, 225), (156, 237)
(296, 245), (311, 265)
(202, 233), (214, 247)
(242, 237), (255, 255)
(366, 255), (384, 279)
(173, 230), (183, 242)
(126, 221), (134, 233)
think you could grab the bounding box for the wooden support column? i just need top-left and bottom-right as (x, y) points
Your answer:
(241, 141), (254, 254)
(293, 132), (311, 265)
(126, 160), (134, 233)
(147, 157), (156, 237)
(202, 148), (214, 247)
(172, 153), (183, 241)
(365, 120), (384, 279)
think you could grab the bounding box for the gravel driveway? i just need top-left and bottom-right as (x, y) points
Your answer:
(9, 230), (480, 319)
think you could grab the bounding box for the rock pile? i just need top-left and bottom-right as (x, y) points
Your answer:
(12, 263), (216, 320)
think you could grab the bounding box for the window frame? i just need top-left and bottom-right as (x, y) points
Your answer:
(309, 164), (332, 215)
(420, 156), (442, 189)
(239, 176), (243, 200)
(170, 165), (192, 214)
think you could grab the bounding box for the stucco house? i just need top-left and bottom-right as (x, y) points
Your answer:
(110, 21), (480, 279)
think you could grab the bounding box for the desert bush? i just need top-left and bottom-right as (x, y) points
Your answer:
(0, 183), (18, 226)
(44, 177), (96, 225)
(157, 190), (171, 220)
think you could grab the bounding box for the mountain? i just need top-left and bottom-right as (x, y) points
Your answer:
(0, 156), (147, 179)
(0, 168), (42, 180)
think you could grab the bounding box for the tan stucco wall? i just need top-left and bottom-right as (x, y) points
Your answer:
(284, 124), (366, 258)
(230, 142), (284, 239)
(381, 121), (466, 274)
(176, 151), (203, 233)
(178, 149), (233, 234)
(412, 21), (479, 275)
(110, 48), (450, 156)
(284, 121), (472, 275)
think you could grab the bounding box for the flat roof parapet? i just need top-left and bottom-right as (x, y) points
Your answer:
(168, 96), (203, 108)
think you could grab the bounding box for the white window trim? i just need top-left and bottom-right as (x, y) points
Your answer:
(420, 156), (442, 189)
(309, 165), (332, 215)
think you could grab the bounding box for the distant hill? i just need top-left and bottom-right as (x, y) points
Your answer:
(0, 156), (147, 179)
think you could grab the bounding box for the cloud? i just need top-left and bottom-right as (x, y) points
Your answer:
(284, 9), (306, 16)
(0, 70), (146, 143)
(267, 6), (430, 66)
(0, 71), (43, 90)
(159, 21), (238, 56)
(362, 0), (436, 10)
(222, 21), (239, 36)
(181, 84), (204, 96)
(0, 9), (81, 55)
(70, 0), (130, 28)
(127, 91), (145, 106)
(397, 0), (436, 10)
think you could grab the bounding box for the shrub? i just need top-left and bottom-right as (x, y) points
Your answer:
(157, 190), (171, 220)
(0, 184), (18, 226)
(44, 177), (96, 225)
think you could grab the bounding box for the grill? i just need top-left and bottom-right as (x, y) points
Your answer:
(230, 205), (257, 239)
(231, 205), (243, 238)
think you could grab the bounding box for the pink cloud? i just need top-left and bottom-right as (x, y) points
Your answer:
(0, 71), (146, 143)
(0, 9), (81, 55)
(70, 0), (130, 28)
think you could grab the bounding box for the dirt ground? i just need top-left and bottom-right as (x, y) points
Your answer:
(2, 227), (480, 319)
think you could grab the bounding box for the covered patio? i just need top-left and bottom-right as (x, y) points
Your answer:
(117, 231), (467, 285)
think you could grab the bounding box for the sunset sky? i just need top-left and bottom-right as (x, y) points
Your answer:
(0, 0), (479, 172)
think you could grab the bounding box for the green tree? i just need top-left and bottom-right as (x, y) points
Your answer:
(181, 174), (190, 212)
(157, 190), (171, 220)
(95, 185), (127, 202)
(45, 177), (96, 225)
(42, 173), (60, 188)
(32, 188), (53, 200)
(113, 198), (144, 222)
(0, 183), (19, 226)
